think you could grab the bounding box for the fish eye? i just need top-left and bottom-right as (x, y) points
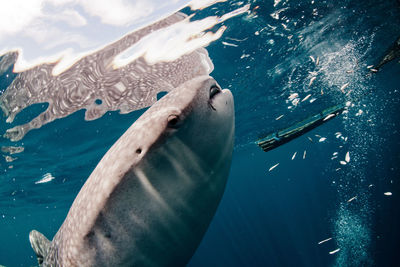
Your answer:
(209, 85), (221, 99)
(167, 114), (180, 128)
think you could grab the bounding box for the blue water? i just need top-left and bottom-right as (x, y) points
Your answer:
(1, 0), (400, 266)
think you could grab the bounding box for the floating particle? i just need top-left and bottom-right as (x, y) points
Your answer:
(301, 94), (311, 102)
(275, 114), (284, 120)
(309, 98), (317, 103)
(329, 248), (340, 255)
(323, 114), (335, 121)
(303, 150), (306, 159)
(307, 137), (313, 142)
(384, 192), (392, 196)
(309, 77), (316, 86)
(340, 161), (347, 165)
(319, 137), (327, 142)
(318, 237), (332, 245)
(310, 55), (315, 62)
(222, 41), (239, 47)
(347, 196), (357, 202)
(340, 83), (349, 93)
(35, 173), (55, 184)
(269, 163), (280, 171)
(345, 152), (350, 163)
(291, 152), (297, 160)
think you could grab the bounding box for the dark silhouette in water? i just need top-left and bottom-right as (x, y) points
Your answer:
(370, 35), (400, 72)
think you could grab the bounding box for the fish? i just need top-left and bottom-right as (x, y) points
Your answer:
(345, 151), (350, 162)
(269, 163), (280, 171)
(291, 152), (297, 160)
(384, 192), (392, 196)
(318, 237), (332, 245)
(340, 83), (349, 93)
(329, 248), (340, 255)
(309, 76), (316, 86)
(28, 75), (235, 266)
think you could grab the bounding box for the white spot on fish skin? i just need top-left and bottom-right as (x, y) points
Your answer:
(329, 248), (340, 254)
(275, 114), (284, 120)
(345, 152), (350, 163)
(291, 152), (297, 160)
(319, 137), (326, 142)
(340, 161), (347, 165)
(347, 196), (357, 202)
(35, 173), (55, 184)
(269, 163), (279, 171)
(303, 150), (306, 159)
(384, 192), (392, 196)
(318, 237), (332, 244)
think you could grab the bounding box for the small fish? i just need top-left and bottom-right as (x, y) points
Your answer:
(323, 114), (335, 121)
(288, 93), (299, 100)
(340, 83), (349, 93)
(307, 137), (313, 142)
(319, 137), (326, 142)
(347, 196), (357, 202)
(384, 192), (392, 196)
(222, 41), (239, 47)
(346, 70), (354, 73)
(303, 150), (306, 159)
(368, 184), (374, 188)
(332, 152), (338, 156)
(329, 248), (340, 255)
(370, 68), (378, 73)
(345, 152), (350, 163)
(316, 56), (319, 66)
(335, 168), (341, 171)
(291, 152), (297, 160)
(318, 237), (332, 245)
(275, 114), (284, 120)
(315, 134), (322, 138)
(35, 173), (55, 184)
(320, 88), (324, 95)
(367, 65), (374, 69)
(309, 77), (316, 86)
(355, 109), (363, 116)
(301, 94), (311, 102)
(310, 55), (315, 62)
(340, 161), (347, 165)
(269, 163), (280, 171)
(309, 98), (317, 103)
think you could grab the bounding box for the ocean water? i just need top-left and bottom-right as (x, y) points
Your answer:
(1, 0), (399, 266)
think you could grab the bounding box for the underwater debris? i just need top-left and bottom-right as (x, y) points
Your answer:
(269, 163), (280, 171)
(318, 237), (332, 245)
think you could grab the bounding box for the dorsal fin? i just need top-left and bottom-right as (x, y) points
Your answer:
(29, 230), (51, 266)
